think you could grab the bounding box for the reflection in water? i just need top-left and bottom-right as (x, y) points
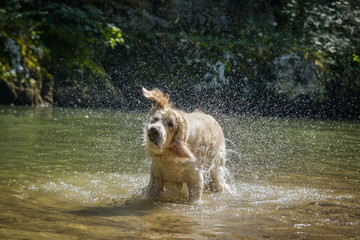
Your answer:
(0, 106), (359, 239)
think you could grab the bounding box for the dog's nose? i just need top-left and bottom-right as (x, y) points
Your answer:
(148, 127), (160, 143)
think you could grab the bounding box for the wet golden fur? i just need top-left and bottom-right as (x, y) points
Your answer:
(142, 87), (229, 203)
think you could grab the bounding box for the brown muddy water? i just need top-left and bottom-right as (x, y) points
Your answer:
(0, 106), (359, 239)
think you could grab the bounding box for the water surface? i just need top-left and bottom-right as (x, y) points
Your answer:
(0, 106), (359, 239)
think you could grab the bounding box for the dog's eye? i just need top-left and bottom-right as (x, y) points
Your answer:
(167, 121), (174, 128)
(151, 117), (159, 123)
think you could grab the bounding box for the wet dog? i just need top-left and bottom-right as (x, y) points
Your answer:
(142, 87), (229, 203)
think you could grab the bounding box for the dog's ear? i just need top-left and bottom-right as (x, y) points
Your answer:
(170, 113), (195, 160)
(173, 112), (186, 143)
(142, 87), (171, 108)
(171, 142), (196, 161)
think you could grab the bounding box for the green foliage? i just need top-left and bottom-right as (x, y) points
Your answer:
(34, 2), (124, 75)
(353, 54), (360, 63)
(0, 0), (124, 104)
(107, 24), (124, 49)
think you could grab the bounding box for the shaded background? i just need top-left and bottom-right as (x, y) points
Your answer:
(1, 0), (359, 118)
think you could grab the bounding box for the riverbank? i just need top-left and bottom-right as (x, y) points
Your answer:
(1, 1), (359, 118)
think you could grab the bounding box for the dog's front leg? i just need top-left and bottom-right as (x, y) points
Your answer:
(184, 164), (204, 203)
(144, 170), (164, 199)
(143, 170), (154, 199)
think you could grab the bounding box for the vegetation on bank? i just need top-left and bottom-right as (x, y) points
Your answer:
(0, 0), (123, 106)
(0, 0), (359, 118)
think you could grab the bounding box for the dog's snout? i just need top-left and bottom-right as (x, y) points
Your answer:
(148, 127), (160, 144)
(148, 127), (159, 137)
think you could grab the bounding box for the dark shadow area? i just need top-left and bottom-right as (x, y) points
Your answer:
(67, 197), (189, 217)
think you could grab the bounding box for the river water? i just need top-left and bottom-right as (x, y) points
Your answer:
(0, 106), (359, 239)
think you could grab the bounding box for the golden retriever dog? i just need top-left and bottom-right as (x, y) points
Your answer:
(142, 87), (229, 203)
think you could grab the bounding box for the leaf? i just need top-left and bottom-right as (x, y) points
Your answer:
(353, 54), (360, 63)
(110, 38), (116, 49)
(29, 78), (36, 85)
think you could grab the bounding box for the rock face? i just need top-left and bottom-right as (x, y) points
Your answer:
(108, 0), (237, 33)
(271, 53), (325, 102)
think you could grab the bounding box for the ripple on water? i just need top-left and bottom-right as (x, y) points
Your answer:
(22, 169), (354, 211)
(28, 172), (148, 205)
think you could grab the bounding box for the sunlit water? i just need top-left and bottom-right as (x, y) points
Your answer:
(0, 106), (359, 239)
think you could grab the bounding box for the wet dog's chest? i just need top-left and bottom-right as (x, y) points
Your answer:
(152, 160), (193, 183)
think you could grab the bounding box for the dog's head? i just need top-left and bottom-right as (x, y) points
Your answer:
(142, 87), (186, 152)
